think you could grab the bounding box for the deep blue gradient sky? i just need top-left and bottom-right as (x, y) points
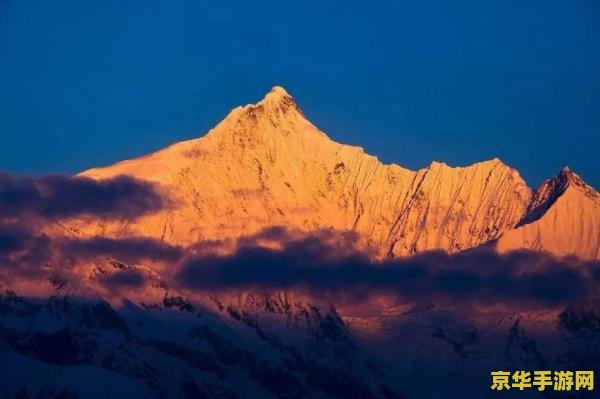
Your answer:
(1, 0), (599, 188)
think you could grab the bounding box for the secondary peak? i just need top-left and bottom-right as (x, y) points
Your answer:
(561, 166), (571, 173)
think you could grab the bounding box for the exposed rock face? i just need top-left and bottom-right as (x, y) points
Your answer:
(78, 86), (532, 257)
(497, 167), (600, 259)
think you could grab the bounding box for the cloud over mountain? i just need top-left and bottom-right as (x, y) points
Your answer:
(0, 172), (167, 220)
(176, 229), (600, 306)
(0, 172), (177, 278)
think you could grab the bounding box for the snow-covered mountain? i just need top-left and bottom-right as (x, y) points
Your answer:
(2, 87), (599, 398)
(497, 167), (600, 259)
(1, 262), (598, 399)
(0, 264), (402, 399)
(70, 86), (598, 259)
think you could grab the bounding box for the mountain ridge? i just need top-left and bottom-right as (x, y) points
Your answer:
(75, 86), (597, 259)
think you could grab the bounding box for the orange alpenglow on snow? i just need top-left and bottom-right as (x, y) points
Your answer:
(497, 167), (600, 259)
(71, 87), (598, 259)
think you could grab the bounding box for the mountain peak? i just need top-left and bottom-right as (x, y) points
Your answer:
(255, 85), (292, 105)
(255, 85), (300, 114)
(499, 166), (600, 259)
(266, 85), (290, 98)
(519, 166), (597, 225)
(557, 166), (578, 183)
(554, 166), (591, 190)
(210, 86), (306, 141)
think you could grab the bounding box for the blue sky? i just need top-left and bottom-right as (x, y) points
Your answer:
(1, 0), (599, 188)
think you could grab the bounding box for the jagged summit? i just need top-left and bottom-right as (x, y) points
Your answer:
(255, 85), (302, 116)
(498, 167), (599, 259)
(554, 166), (595, 190)
(556, 165), (579, 184)
(200, 86), (314, 146)
(235, 86), (300, 116)
(264, 85), (291, 100)
(520, 167), (597, 226)
(251, 85), (297, 112)
(556, 166), (598, 197)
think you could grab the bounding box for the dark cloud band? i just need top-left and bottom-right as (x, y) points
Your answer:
(0, 172), (167, 219)
(176, 234), (600, 305)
